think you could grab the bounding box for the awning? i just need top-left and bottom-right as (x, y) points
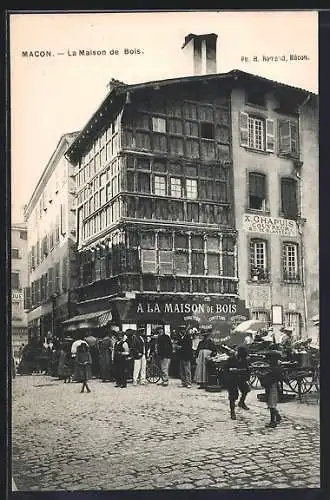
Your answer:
(62, 309), (112, 330)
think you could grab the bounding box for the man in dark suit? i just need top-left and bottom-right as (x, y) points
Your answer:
(177, 328), (193, 388)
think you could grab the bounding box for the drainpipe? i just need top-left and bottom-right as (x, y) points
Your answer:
(297, 93), (311, 338)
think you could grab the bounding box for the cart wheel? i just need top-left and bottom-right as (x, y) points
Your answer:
(286, 375), (313, 395)
(146, 363), (161, 384)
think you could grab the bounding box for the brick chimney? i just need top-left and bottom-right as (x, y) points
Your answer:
(106, 78), (126, 92)
(182, 33), (217, 76)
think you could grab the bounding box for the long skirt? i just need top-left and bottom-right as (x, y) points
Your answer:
(99, 351), (112, 381)
(194, 349), (212, 384)
(57, 352), (66, 379)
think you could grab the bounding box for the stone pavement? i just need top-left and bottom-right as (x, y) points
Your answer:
(11, 375), (320, 491)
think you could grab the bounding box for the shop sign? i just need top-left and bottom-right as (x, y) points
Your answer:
(136, 301), (239, 315)
(113, 296), (248, 337)
(243, 214), (298, 237)
(12, 291), (23, 301)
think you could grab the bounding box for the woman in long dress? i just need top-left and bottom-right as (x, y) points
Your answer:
(57, 346), (66, 380)
(194, 331), (217, 388)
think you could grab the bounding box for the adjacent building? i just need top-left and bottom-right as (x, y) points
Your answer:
(24, 132), (79, 341)
(11, 223), (28, 354)
(62, 34), (318, 339)
(231, 73), (318, 337)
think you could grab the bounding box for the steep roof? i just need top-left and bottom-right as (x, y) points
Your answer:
(66, 69), (317, 162)
(24, 131), (79, 219)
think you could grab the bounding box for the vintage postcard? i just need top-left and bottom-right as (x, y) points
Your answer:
(9, 10), (319, 492)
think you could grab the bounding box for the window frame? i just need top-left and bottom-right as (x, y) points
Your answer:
(154, 175), (167, 196)
(170, 177), (182, 199)
(11, 248), (20, 259)
(11, 271), (20, 289)
(248, 172), (267, 211)
(240, 112), (275, 153)
(282, 241), (300, 282)
(186, 178), (198, 200)
(152, 116), (167, 133)
(278, 119), (299, 157)
(249, 238), (269, 282)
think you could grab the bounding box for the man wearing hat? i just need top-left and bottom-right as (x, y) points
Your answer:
(113, 331), (130, 388)
(280, 326), (294, 359)
(194, 328), (217, 389)
(129, 329), (147, 386)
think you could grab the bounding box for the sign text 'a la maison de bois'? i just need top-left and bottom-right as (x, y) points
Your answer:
(136, 302), (238, 315)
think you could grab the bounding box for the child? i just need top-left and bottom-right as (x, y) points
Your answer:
(63, 350), (74, 383)
(223, 346), (251, 420)
(260, 350), (283, 428)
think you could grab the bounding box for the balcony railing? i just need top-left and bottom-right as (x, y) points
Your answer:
(77, 273), (238, 302)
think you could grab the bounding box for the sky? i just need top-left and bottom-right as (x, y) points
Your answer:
(10, 10), (318, 223)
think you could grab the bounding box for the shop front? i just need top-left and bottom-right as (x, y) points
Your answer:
(65, 294), (248, 339)
(114, 295), (249, 337)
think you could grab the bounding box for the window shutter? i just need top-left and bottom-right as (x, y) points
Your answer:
(266, 119), (275, 152)
(239, 112), (249, 147)
(24, 287), (31, 310)
(290, 122), (298, 155)
(279, 120), (291, 153)
(281, 179), (298, 218)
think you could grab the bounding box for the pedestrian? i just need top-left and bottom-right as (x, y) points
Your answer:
(223, 346), (251, 420)
(259, 350), (283, 428)
(71, 338), (89, 382)
(63, 348), (74, 383)
(177, 328), (193, 388)
(18, 344), (25, 362)
(99, 333), (113, 382)
(194, 329), (217, 389)
(129, 330), (147, 386)
(156, 328), (173, 387)
(76, 342), (92, 393)
(57, 344), (67, 380)
(280, 327), (294, 359)
(113, 331), (130, 388)
(146, 331), (158, 359)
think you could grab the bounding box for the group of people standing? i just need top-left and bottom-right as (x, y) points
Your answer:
(54, 326), (219, 392)
(54, 324), (285, 428)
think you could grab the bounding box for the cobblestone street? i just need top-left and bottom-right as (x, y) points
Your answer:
(12, 375), (320, 491)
